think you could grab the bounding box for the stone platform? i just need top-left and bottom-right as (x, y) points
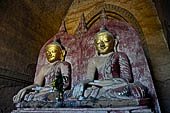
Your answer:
(12, 107), (153, 113)
(12, 99), (153, 113)
(15, 98), (151, 108)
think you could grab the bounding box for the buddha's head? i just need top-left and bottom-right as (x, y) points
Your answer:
(46, 42), (65, 63)
(95, 27), (117, 55)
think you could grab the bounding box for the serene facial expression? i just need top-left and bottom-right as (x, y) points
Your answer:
(46, 45), (62, 63)
(95, 32), (115, 55)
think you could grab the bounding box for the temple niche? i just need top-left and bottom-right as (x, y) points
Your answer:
(12, 7), (161, 113)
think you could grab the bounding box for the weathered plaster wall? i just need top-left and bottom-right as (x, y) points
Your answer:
(0, 85), (25, 113)
(154, 0), (170, 49)
(0, 0), (73, 112)
(0, 0), (73, 76)
(64, 0), (170, 112)
(65, 0), (170, 80)
(153, 0), (170, 112)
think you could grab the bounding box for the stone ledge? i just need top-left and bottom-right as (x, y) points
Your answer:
(0, 67), (33, 86)
(16, 98), (150, 108)
(12, 106), (153, 113)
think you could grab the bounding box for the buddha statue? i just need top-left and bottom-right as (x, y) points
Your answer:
(13, 41), (71, 103)
(73, 27), (147, 100)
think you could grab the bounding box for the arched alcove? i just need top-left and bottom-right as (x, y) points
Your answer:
(85, 4), (150, 60)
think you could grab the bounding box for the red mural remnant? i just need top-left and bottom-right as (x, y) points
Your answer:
(35, 18), (160, 112)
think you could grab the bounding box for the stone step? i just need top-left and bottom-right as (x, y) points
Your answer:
(12, 106), (153, 113)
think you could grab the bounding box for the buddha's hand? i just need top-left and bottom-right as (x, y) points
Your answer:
(72, 80), (90, 99)
(72, 82), (84, 99)
(88, 79), (126, 87)
(13, 88), (27, 103)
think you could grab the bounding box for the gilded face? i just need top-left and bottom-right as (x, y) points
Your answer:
(46, 45), (63, 63)
(95, 32), (115, 55)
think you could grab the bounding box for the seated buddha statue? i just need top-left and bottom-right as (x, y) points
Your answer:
(13, 41), (71, 103)
(73, 27), (147, 100)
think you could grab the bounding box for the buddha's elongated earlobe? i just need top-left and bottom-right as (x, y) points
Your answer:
(61, 50), (66, 61)
(114, 39), (118, 52)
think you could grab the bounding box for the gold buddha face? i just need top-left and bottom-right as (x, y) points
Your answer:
(46, 44), (65, 63)
(95, 32), (115, 55)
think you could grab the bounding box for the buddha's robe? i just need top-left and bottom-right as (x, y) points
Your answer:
(84, 52), (146, 100)
(24, 61), (71, 102)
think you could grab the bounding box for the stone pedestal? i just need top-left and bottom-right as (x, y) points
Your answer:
(12, 106), (153, 113)
(12, 99), (153, 113)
